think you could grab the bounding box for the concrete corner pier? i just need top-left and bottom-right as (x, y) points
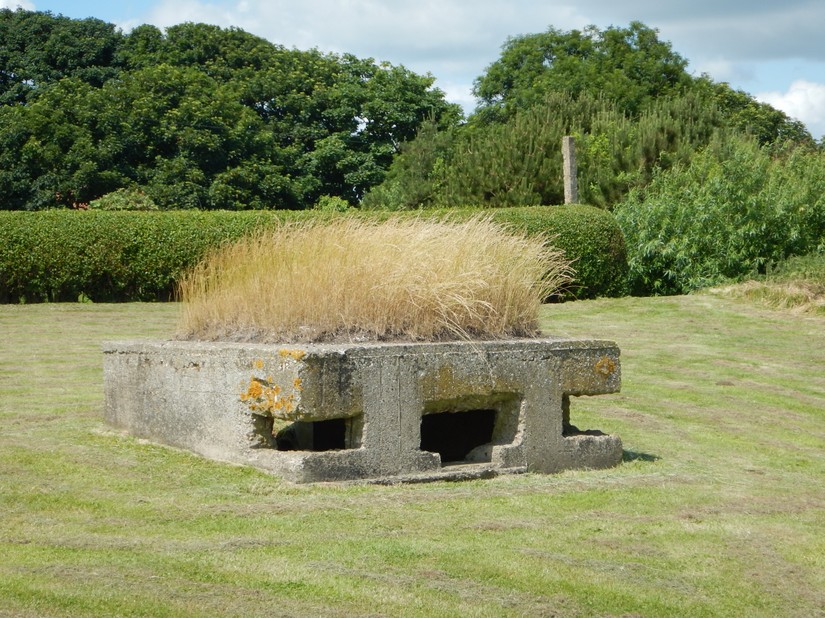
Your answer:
(103, 338), (623, 483)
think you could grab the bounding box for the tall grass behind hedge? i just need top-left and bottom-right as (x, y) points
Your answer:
(177, 217), (571, 342)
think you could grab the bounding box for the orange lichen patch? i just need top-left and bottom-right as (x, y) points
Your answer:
(240, 376), (299, 416)
(253, 358), (265, 370)
(240, 378), (263, 401)
(594, 356), (617, 377)
(293, 377), (303, 391)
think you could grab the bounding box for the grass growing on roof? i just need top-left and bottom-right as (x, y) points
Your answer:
(176, 215), (571, 342)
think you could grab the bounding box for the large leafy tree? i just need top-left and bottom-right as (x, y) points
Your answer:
(694, 77), (812, 146)
(0, 10), (460, 210)
(473, 21), (692, 121)
(471, 21), (810, 145)
(95, 64), (296, 210)
(240, 50), (461, 203)
(0, 8), (122, 105)
(0, 77), (100, 209)
(364, 20), (815, 211)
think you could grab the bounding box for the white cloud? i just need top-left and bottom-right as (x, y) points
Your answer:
(689, 58), (755, 84)
(757, 80), (825, 140)
(147, 0), (240, 30)
(1, 0), (35, 9)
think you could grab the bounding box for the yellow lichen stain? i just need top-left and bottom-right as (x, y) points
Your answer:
(419, 363), (502, 400)
(293, 377), (303, 391)
(241, 378), (263, 400)
(253, 358), (264, 370)
(278, 348), (306, 361)
(594, 356), (616, 377)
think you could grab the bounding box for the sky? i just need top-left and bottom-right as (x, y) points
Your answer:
(4, 0), (825, 139)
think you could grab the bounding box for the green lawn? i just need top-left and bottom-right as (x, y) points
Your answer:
(1, 296), (823, 617)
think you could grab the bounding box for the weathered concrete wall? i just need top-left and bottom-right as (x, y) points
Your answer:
(103, 338), (623, 483)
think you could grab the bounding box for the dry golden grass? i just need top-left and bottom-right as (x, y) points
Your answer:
(710, 280), (825, 316)
(176, 216), (571, 342)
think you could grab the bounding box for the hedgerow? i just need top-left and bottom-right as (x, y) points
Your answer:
(0, 210), (309, 302)
(0, 205), (627, 303)
(467, 205), (628, 299)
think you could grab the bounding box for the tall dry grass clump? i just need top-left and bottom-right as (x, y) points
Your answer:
(176, 216), (572, 342)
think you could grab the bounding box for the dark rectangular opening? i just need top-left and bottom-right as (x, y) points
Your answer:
(419, 409), (496, 464)
(274, 417), (349, 452)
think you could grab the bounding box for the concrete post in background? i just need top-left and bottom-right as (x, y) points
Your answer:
(562, 136), (578, 204)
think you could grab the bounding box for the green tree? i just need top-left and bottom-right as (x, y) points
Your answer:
(117, 22), (279, 81)
(361, 119), (457, 210)
(0, 64), (297, 210)
(364, 91), (734, 210)
(473, 22), (691, 122)
(240, 50), (461, 204)
(694, 77), (813, 146)
(470, 21), (810, 147)
(365, 19), (814, 211)
(0, 77), (105, 209)
(0, 10), (461, 210)
(93, 64), (299, 209)
(0, 8), (122, 105)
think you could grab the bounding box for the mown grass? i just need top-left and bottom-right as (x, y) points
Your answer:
(1, 295), (823, 617)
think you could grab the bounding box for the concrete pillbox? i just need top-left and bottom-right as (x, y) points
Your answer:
(103, 338), (623, 483)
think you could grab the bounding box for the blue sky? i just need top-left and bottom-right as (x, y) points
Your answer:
(5, 0), (825, 138)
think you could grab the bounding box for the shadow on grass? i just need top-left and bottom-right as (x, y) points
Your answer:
(622, 450), (660, 463)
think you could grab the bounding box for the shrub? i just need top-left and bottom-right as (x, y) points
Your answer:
(767, 253), (825, 282)
(89, 188), (159, 211)
(177, 217), (571, 342)
(615, 136), (825, 295)
(0, 205), (626, 303)
(313, 195), (352, 212)
(361, 92), (732, 212)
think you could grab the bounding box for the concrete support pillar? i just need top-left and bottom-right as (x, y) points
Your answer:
(562, 136), (578, 204)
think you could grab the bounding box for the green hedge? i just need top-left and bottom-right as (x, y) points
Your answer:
(0, 210), (309, 303)
(0, 205), (627, 303)
(479, 204), (629, 299)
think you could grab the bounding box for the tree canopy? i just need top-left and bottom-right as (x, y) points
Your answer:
(1, 11), (815, 212)
(0, 9), (461, 210)
(0, 9), (122, 105)
(363, 22), (816, 211)
(473, 22), (692, 121)
(470, 20), (810, 144)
